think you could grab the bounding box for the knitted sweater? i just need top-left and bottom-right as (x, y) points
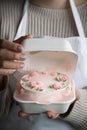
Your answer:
(0, 0), (87, 130)
(0, 0), (87, 39)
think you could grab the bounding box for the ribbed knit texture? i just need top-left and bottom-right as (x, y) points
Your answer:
(27, 3), (87, 38)
(0, 0), (87, 129)
(0, 0), (87, 40)
(0, 0), (25, 40)
(63, 89), (87, 130)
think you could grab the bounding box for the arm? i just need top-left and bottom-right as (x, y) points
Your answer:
(61, 89), (87, 129)
(46, 89), (87, 129)
(0, 37), (24, 117)
(0, 35), (32, 117)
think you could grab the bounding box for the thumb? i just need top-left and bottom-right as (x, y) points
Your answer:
(14, 34), (33, 44)
(46, 111), (59, 119)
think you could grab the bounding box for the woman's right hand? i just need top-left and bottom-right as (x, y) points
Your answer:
(0, 35), (32, 75)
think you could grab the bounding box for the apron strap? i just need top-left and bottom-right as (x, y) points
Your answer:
(14, 0), (29, 40)
(69, 0), (85, 37)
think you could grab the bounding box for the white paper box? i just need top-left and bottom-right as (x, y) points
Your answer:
(13, 38), (78, 114)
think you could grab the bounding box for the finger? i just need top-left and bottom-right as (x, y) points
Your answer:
(0, 68), (16, 75)
(14, 34), (33, 44)
(0, 49), (26, 60)
(0, 39), (24, 52)
(0, 60), (24, 69)
(47, 111), (59, 119)
(18, 111), (39, 117)
(18, 111), (30, 117)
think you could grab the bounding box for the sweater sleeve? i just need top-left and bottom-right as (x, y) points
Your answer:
(0, 76), (13, 117)
(62, 89), (87, 130)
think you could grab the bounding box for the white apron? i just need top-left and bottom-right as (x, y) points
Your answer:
(14, 0), (87, 89)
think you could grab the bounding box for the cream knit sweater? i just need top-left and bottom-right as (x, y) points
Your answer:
(0, 0), (87, 40)
(0, 0), (87, 130)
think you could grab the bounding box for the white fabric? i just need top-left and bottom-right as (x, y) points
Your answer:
(14, 0), (29, 40)
(67, 37), (87, 88)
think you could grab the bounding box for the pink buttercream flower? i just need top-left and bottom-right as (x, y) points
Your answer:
(29, 81), (37, 88)
(60, 76), (67, 81)
(51, 72), (57, 77)
(36, 86), (43, 91)
(53, 82), (61, 89)
(36, 81), (43, 87)
(30, 71), (39, 77)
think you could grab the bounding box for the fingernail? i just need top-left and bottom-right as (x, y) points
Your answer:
(20, 54), (26, 60)
(12, 69), (16, 73)
(20, 63), (25, 68)
(17, 46), (22, 52)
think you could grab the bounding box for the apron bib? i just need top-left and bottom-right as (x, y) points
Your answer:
(14, 0), (87, 88)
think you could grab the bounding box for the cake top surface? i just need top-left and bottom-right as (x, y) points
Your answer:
(20, 71), (71, 95)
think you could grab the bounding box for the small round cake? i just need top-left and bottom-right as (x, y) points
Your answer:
(15, 71), (74, 104)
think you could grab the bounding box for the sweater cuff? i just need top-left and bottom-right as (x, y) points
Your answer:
(62, 89), (87, 129)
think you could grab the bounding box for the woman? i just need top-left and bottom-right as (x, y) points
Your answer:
(0, 0), (87, 130)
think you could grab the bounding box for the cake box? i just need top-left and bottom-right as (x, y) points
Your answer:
(13, 38), (78, 114)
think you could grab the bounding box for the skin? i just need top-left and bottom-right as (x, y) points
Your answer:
(0, 35), (32, 90)
(30, 0), (87, 9)
(0, 35), (32, 75)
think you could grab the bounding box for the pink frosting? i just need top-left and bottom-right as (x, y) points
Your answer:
(50, 72), (57, 77)
(29, 81), (37, 88)
(60, 76), (67, 81)
(30, 71), (39, 77)
(36, 86), (43, 91)
(36, 81), (43, 87)
(29, 81), (43, 89)
(53, 82), (61, 89)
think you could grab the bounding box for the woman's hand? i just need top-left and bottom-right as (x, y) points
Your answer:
(0, 35), (32, 75)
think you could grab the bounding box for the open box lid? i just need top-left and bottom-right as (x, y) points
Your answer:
(22, 38), (78, 75)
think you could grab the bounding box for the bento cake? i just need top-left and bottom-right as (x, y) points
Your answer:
(18, 71), (73, 103)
